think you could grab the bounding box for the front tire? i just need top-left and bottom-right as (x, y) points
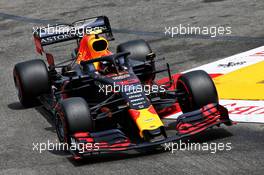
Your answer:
(55, 97), (93, 144)
(176, 70), (218, 113)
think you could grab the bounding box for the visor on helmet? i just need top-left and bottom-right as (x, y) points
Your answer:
(92, 39), (108, 52)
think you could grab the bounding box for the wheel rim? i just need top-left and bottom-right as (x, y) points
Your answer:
(177, 80), (193, 113)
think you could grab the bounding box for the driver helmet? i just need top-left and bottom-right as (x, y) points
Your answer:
(77, 34), (112, 70)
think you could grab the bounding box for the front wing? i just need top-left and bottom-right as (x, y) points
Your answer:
(69, 103), (233, 159)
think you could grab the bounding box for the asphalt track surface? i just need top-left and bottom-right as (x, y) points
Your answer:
(0, 0), (264, 174)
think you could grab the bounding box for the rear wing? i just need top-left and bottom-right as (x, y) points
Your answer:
(33, 16), (114, 54)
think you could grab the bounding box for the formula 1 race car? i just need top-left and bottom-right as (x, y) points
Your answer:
(13, 16), (233, 159)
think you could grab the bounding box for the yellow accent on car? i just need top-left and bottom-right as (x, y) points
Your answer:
(89, 29), (103, 35)
(135, 107), (164, 138)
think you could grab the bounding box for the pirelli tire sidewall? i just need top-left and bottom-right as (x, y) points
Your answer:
(176, 70), (219, 113)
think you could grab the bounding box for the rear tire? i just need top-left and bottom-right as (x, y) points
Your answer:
(176, 70), (218, 113)
(55, 97), (93, 144)
(13, 59), (50, 107)
(117, 39), (155, 82)
(117, 39), (153, 62)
